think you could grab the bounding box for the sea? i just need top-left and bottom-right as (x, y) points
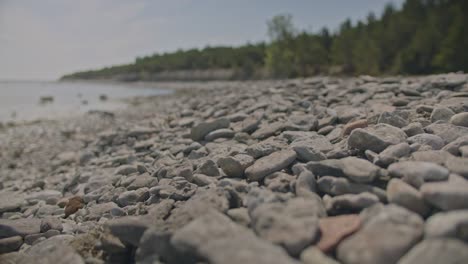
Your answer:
(0, 81), (171, 122)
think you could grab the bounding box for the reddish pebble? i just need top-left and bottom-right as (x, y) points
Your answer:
(317, 214), (361, 253)
(64, 196), (84, 218)
(342, 119), (368, 136)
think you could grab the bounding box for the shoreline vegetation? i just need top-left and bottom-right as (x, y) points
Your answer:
(61, 0), (467, 82)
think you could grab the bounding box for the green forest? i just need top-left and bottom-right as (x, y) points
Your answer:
(61, 0), (468, 81)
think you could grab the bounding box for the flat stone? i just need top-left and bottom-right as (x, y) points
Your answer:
(340, 157), (381, 183)
(116, 188), (149, 207)
(402, 122), (424, 137)
(217, 154), (254, 178)
(137, 188), (231, 263)
(196, 159), (219, 176)
(191, 118), (230, 141)
(337, 205), (424, 264)
(0, 219), (42, 239)
(317, 176), (387, 201)
(292, 143), (326, 162)
(295, 170), (317, 197)
(0, 192), (24, 213)
(264, 172), (295, 193)
(421, 181), (468, 211)
(301, 247), (341, 264)
(24, 233), (45, 245)
(245, 149), (297, 181)
(461, 145), (468, 157)
(388, 161), (449, 188)
(249, 197), (324, 256)
(150, 178), (197, 201)
(307, 159), (345, 177)
(342, 119), (368, 136)
(407, 133), (445, 150)
(398, 239), (468, 264)
(450, 112), (468, 127)
(430, 106), (455, 122)
(239, 116), (261, 133)
(376, 142), (411, 167)
(443, 135), (468, 155)
(106, 216), (150, 247)
(410, 150), (452, 165)
(226, 207), (250, 227)
(0, 252), (22, 264)
(26, 190), (62, 202)
(445, 156), (468, 178)
(348, 123), (407, 153)
(204, 128), (235, 141)
(40, 217), (63, 232)
(0, 236), (23, 254)
(425, 210), (468, 241)
(317, 214), (361, 253)
(114, 164), (138, 175)
(246, 138), (287, 158)
(288, 135), (334, 154)
(127, 174), (158, 190)
(86, 202), (120, 220)
(100, 233), (127, 254)
(192, 173), (217, 186)
(325, 192), (380, 215)
(252, 122), (285, 139)
(425, 123), (468, 144)
(15, 235), (83, 264)
(378, 111), (409, 128)
(171, 211), (299, 264)
(387, 179), (429, 216)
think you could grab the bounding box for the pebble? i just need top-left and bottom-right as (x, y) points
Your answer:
(190, 118), (230, 141)
(0, 219), (42, 239)
(204, 128), (235, 141)
(430, 106), (455, 122)
(425, 210), (468, 241)
(171, 211), (298, 264)
(348, 123), (407, 153)
(340, 157), (382, 183)
(1, 74), (468, 263)
(64, 196), (84, 218)
(421, 181), (468, 211)
(217, 154), (254, 178)
(317, 176), (387, 201)
(337, 205), (424, 264)
(244, 149), (297, 181)
(0, 236), (23, 254)
(249, 197), (325, 256)
(450, 112), (468, 127)
(444, 156), (468, 178)
(388, 161), (449, 187)
(317, 214), (361, 253)
(407, 133), (445, 150)
(324, 192), (380, 215)
(301, 247), (340, 264)
(342, 119), (368, 136)
(387, 179), (430, 216)
(0, 192), (24, 214)
(398, 239), (468, 264)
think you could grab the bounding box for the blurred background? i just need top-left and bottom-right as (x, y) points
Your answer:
(1, 0), (467, 121)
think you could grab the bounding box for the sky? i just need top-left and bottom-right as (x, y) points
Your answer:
(0, 0), (404, 80)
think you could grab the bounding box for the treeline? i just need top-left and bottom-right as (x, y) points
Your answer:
(61, 0), (468, 81)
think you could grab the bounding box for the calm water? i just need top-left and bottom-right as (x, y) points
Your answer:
(0, 81), (171, 122)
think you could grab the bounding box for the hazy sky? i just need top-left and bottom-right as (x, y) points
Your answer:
(0, 0), (404, 80)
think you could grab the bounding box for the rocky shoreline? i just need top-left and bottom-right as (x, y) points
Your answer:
(1, 74), (468, 264)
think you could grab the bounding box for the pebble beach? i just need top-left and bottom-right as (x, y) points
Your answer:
(1, 74), (468, 264)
